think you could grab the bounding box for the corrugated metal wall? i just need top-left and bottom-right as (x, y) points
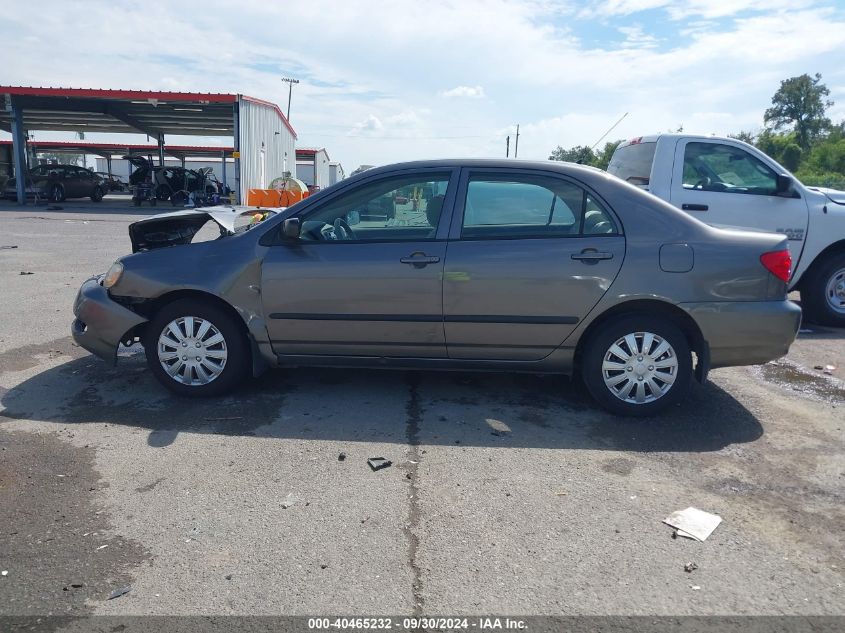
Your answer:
(237, 97), (296, 202)
(314, 149), (331, 189)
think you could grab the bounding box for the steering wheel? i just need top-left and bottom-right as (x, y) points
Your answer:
(333, 217), (356, 240)
(693, 177), (711, 190)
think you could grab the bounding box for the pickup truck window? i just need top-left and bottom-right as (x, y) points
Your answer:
(682, 142), (778, 196)
(607, 141), (656, 186)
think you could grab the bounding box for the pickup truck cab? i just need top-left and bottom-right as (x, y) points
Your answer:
(608, 134), (845, 326)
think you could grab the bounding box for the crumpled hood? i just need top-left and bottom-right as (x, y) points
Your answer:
(128, 205), (283, 252)
(807, 186), (845, 205)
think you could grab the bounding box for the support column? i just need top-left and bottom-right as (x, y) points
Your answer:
(233, 100), (241, 204)
(157, 132), (165, 166)
(9, 99), (28, 205)
(221, 150), (227, 197)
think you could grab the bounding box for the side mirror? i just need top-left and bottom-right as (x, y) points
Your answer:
(282, 217), (301, 239)
(775, 174), (793, 196)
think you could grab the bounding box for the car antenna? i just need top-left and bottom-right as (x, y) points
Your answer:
(591, 112), (628, 150)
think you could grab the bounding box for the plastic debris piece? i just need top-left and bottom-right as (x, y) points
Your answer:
(0, 245), (18, 249)
(664, 507), (722, 542)
(96, 544), (109, 550)
(107, 586), (131, 600)
(19, 271), (34, 276)
(691, 585), (701, 590)
(367, 457), (392, 471)
(338, 452), (346, 462)
(684, 562), (698, 573)
(815, 365), (824, 370)
(824, 365), (836, 375)
(281, 493), (299, 509)
(1, 570), (8, 576)
(486, 418), (511, 436)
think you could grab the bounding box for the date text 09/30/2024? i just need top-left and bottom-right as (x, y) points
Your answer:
(307, 617), (527, 630)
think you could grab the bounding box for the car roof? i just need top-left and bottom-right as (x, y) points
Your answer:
(358, 158), (606, 179)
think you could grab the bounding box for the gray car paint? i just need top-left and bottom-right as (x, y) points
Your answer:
(72, 158), (801, 380)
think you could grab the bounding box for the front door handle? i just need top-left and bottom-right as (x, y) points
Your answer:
(682, 203), (709, 211)
(400, 252), (441, 268)
(571, 250), (613, 262)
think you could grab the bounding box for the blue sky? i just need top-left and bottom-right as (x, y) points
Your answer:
(3, 0), (845, 173)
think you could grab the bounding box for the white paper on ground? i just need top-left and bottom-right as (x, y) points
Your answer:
(664, 507), (722, 542)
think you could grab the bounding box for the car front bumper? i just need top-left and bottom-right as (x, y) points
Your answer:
(681, 300), (802, 369)
(72, 276), (148, 365)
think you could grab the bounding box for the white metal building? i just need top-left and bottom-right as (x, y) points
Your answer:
(329, 161), (345, 186)
(295, 147), (331, 189)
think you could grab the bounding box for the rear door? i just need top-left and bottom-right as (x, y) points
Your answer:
(669, 139), (810, 262)
(443, 168), (625, 361)
(261, 169), (457, 358)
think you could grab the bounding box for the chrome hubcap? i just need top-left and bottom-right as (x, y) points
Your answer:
(602, 331), (678, 404)
(825, 268), (845, 315)
(157, 316), (227, 386)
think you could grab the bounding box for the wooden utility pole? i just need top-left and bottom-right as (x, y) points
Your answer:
(514, 124), (520, 158)
(506, 135), (510, 157)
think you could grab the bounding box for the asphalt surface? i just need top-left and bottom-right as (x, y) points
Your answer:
(0, 200), (843, 621)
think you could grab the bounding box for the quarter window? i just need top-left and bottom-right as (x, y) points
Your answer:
(682, 142), (778, 195)
(461, 174), (616, 239)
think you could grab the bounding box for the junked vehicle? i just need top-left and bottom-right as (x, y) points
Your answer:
(4, 164), (107, 202)
(608, 134), (845, 326)
(124, 156), (222, 206)
(72, 159), (801, 416)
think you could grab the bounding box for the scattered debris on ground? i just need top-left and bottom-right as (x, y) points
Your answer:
(281, 493), (299, 509)
(19, 271), (34, 275)
(1, 570), (8, 576)
(0, 245), (18, 249)
(367, 457), (392, 471)
(204, 416), (243, 422)
(338, 452), (346, 462)
(486, 418), (512, 436)
(824, 365), (836, 375)
(684, 562), (699, 573)
(46, 205), (63, 211)
(107, 585), (131, 600)
(663, 507), (722, 542)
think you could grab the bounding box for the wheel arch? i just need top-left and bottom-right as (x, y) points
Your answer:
(795, 239), (845, 288)
(573, 299), (708, 382)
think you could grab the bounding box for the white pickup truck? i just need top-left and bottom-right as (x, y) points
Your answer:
(607, 134), (845, 326)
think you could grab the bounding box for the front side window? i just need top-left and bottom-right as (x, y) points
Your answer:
(682, 142), (778, 195)
(299, 173), (451, 242)
(461, 174), (617, 239)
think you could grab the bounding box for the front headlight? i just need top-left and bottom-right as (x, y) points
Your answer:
(103, 261), (124, 289)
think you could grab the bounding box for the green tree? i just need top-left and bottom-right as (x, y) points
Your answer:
(764, 73), (833, 151)
(548, 145), (595, 164)
(591, 140), (621, 170)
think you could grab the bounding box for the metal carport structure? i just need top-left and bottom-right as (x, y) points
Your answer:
(0, 86), (296, 204)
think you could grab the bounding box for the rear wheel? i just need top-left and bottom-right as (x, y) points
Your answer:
(581, 315), (692, 417)
(91, 186), (104, 202)
(801, 252), (845, 327)
(144, 299), (250, 397)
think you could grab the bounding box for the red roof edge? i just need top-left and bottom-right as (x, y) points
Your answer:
(0, 86), (238, 103)
(239, 95), (298, 140)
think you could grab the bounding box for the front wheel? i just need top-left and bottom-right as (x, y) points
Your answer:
(144, 299), (250, 397)
(91, 186), (104, 202)
(581, 315), (692, 417)
(800, 252), (845, 327)
(49, 183), (65, 203)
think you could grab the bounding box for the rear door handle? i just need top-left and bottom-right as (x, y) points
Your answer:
(400, 252), (441, 268)
(571, 250), (613, 262)
(682, 203), (708, 211)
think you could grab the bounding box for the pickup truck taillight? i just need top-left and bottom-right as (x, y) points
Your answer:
(760, 250), (792, 282)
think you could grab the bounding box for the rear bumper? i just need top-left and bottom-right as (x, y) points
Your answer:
(681, 300), (802, 369)
(71, 276), (148, 365)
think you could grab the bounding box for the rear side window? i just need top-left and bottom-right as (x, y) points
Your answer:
(607, 141), (656, 186)
(461, 174), (617, 239)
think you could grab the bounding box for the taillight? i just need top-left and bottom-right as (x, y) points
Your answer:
(760, 250), (791, 282)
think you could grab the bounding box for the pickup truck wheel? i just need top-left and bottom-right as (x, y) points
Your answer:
(801, 252), (845, 327)
(581, 315), (692, 417)
(144, 299), (250, 397)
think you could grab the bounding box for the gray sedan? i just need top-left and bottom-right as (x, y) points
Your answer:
(72, 159), (801, 416)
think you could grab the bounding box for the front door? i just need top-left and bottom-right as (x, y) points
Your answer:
(261, 170), (456, 358)
(670, 139), (810, 266)
(443, 169), (624, 361)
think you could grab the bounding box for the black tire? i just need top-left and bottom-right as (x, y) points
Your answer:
(143, 298), (251, 397)
(91, 186), (104, 202)
(49, 183), (65, 203)
(800, 251), (845, 327)
(132, 197), (141, 207)
(581, 314), (692, 417)
(170, 191), (187, 206)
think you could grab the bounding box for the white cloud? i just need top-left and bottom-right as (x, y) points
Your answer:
(440, 85), (486, 98)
